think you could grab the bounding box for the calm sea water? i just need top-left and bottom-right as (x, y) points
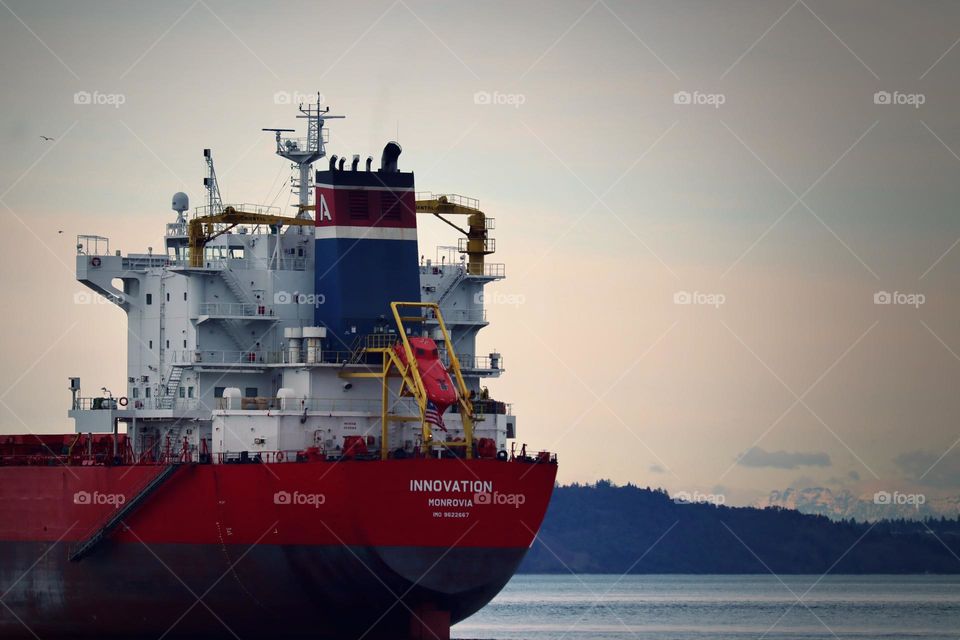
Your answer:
(452, 575), (960, 640)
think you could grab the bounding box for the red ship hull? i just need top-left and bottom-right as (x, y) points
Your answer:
(0, 458), (556, 638)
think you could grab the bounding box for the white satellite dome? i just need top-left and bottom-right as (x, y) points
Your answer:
(171, 192), (189, 213)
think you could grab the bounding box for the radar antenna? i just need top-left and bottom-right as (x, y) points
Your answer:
(263, 92), (344, 218)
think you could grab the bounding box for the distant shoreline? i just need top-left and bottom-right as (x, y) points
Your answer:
(519, 483), (960, 575)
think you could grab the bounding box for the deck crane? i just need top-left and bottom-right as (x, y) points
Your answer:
(414, 194), (495, 275)
(188, 207), (313, 267)
(189, 147), (315, 267)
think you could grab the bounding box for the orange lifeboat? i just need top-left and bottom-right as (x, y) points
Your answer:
(394, 337), (457, 429)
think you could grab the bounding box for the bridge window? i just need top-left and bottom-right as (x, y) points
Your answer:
(132, 388), (139, 398)
(245, 387), (258, 398)
(146, 293), (152, 305)
(214, 387), (225, 398)
(178, 387), (185, 398)
(145, 388), (151, 398)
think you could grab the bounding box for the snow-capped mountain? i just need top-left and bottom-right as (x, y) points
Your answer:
(756, 487), (960, 521)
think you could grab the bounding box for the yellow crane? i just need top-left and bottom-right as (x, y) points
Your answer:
(187, 206), (314, 267)
(415, 194), (494, 275)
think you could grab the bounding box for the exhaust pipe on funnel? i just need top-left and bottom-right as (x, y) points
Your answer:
(380, 141), (401, 172)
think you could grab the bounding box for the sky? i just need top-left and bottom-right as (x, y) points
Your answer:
(1, 0), (959, 506)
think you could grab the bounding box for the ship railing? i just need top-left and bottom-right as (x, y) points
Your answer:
(440, 353), (503, 371)
(169, 350), (272, 365)
(420, 262), (505, 278)
(458, 236), (496, 254)
(278, 133), (327, 153)
(216, 449), (307, 464)
(275, 350), (371, 365)
(194, 256), (306, 271)
(76, 235), (110, 256)
(427, 309), (487, 323)
(0, 433), (135, 467)
(480, 263), (505, 277)
(73, 396), (202, 411)
(123, 255), (182, 270)
(415, 192), (480, 211)
(168, 349), (361, 366)
(166, 222), (188, 237)
(73, 397), (120, 410)
(215, 396), (398, 413)
(363, 333), (400, 350)
(140, 398), (202, 411)
(198, 302), (276, 317)
(473, 399), (512, 417)
(192, 203), (283, 218)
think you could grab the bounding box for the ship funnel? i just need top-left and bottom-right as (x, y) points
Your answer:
(380, 141), (401, 172)
(329, 155), (338, 170)
(351, 155), (360, 171)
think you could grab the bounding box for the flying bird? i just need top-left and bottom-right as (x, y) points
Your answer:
(40, 136), (54, 141)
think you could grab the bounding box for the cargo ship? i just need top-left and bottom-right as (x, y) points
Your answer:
(0, 95), (557, 640)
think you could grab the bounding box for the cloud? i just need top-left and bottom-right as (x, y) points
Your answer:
(826, 470), (862, 485)
(789, 475), (818, 489)
(895, 449), (960, 489)
(649, 464), (666, 474)
(737, 447), (831, 470)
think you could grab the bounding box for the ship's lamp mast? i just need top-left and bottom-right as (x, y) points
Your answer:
(263, 93), (344, 218)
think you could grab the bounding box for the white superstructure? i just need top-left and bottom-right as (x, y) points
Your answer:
(68, 97), (515, 465)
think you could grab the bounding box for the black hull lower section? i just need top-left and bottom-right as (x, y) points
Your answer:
(0, 541), (528, 639)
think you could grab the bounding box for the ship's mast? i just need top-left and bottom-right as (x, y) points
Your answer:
(263, 93), (344, 218)
(202, 148), (223, 215)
